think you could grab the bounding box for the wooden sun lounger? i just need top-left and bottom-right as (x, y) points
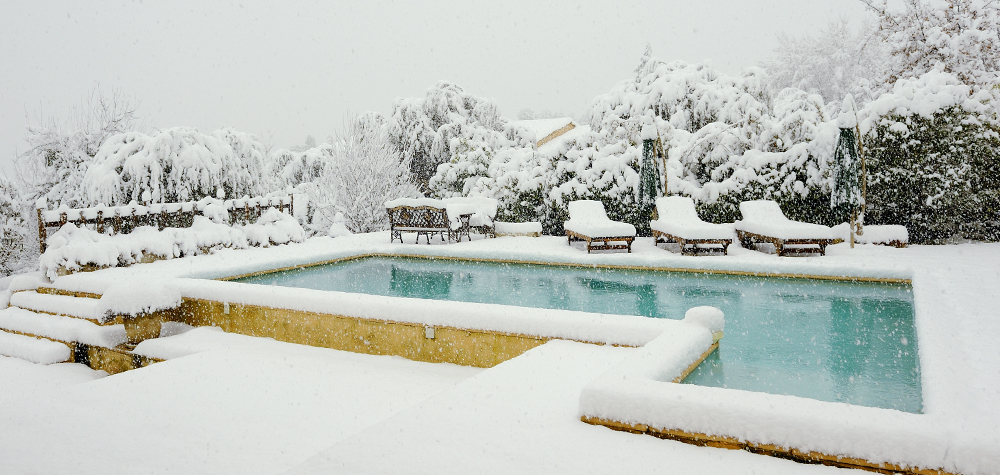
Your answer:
(735, 200), (834, 257)
(652, 230), (730, 255)
(736, 230), (833, 256)
(566, 230), (635, 253)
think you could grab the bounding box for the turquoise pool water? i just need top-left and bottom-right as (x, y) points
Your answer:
(235, 256), (921, 412)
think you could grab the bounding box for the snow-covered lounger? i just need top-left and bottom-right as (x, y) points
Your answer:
(564, 200), (636, 253)
(735, 200), (834, 256)
(651, 196), (733, 255)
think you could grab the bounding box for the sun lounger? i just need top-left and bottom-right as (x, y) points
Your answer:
(651, 196), (733, 255)
(735, 200), (834, 256)
(564, 200), (636, 253)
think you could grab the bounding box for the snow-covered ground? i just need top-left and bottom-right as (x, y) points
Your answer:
(2, 233), (999, 474)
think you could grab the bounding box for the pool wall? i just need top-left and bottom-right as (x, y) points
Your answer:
(176, 297), (551, 367)
(578, 331), (969, 475)
(122, 276), (695, 368)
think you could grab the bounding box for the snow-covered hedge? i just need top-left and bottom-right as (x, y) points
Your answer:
(82, 127), (273, 206)
(39, 211), (305, 280)
(861, 71), (1000, 242)
(0, 175), (29, 276)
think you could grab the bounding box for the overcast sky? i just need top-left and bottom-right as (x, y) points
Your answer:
(0, 0), (870, 177)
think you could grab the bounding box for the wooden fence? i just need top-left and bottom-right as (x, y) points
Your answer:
(36, 196), (293, 254)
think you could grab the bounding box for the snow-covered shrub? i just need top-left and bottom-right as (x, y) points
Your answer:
(266, 144), (336, 229)
(212, 127), (273, 197)
(268, 144), (333, 189)
(237, 209), (306, 247)
(388, 81), (516, 192)
(0, 175), (29, 276)
(861, 71), (1000, 242)
(37, 211), (304, 280)
(762, 16), (892, 104)
(863, 0), (1000, 90)
(82, 127), (273, 206)
(320, 113), (421, 233)
(40, 224), (141, 278)
(13, 88), (139, 209)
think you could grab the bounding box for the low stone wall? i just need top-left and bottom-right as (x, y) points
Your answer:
(174, 298), (558, 368)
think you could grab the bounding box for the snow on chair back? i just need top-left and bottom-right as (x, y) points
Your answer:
(739, 200), (789, 223)
(655, 196), (701, 222)
(568, 200), (610, 222)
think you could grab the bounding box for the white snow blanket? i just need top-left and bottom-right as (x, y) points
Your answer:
(735, 200), (833, 240)
(650, 196), (734, 241)
(495, 221), (542, 236)
(564, 201), (636, 238)
(0, 306), (127, 347)
(832, 223), (909, 245)
(0, 330), (70, 364)
(98, 281), (182, 317)
(237, 209), (306, 247)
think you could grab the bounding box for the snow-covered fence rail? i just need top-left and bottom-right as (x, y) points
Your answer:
(35, 196), (293, 254)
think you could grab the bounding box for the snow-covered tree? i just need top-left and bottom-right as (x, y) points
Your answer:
(388, 82), (510, 192)
(319, 113), (420, 233)
(212, 127), (273, 197)
(862, 0), (1000, 90)
(0, 174), (29, 276)
(83, 127), (273, 206)
(762, 16), (893, 104)
(268, 145), (334, 189)
(14, 88), (140, 208)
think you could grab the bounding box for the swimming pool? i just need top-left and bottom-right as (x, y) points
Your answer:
(235, 256), (921, 412)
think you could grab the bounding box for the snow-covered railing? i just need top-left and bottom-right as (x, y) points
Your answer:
(35, 196), (293, 254)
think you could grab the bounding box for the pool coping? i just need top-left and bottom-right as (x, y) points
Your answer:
(215, 252), (913, 285)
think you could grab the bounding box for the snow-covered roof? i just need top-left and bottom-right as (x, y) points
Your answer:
(510, 118), (573, 140)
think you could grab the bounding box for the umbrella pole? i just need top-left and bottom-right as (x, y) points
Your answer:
(855, 118), (865, 237)
(655, 130), (668, 196)
(850, 210), (856, 248)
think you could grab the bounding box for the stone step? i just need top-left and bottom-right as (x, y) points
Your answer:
(8, 290), (114, 324)
(0, 306), (128, 348)
(0, 329), (72, 364)
(0, 306), (161, 374)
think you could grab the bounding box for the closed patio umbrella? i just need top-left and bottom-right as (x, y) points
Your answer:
(831, 94), (864, 247)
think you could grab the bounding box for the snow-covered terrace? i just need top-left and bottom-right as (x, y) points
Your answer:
(2, 234), (999, 474)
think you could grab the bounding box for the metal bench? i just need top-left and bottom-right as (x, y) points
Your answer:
(387, 205), (454, 244)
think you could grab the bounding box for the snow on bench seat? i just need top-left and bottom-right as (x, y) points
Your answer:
(0, 329), (71, 364)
